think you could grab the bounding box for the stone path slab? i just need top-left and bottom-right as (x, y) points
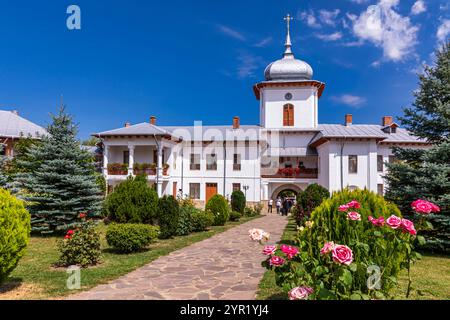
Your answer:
(68, 214), (288, 300)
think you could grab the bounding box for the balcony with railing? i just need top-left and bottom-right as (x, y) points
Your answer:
(261, 156), (319, 179)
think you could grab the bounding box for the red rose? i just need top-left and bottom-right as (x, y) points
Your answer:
(269, 255), (285, 267)
(79, 213), (87, 219)
(411, 199), (433, 214)
(66, 230), (74, 235)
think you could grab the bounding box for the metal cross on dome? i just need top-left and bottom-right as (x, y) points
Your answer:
(284, 14), (294, 33)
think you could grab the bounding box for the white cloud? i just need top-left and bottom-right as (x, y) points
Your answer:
(330, 94), (367, 108)
(236, 51), (264, 79)
(319, 9), (341, 26)
(299, 10), (321, 28)
(437, 19), (450, 43)
(217, 24), (246, 41)
(411, 1), (426, 15)
(315, 32), (343, 41)
(350, 0), (419, 62)
(254, 37), (273, 48)
(349, 0), (369, 3)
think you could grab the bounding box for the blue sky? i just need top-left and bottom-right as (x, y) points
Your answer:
(0, 0), (449, 139)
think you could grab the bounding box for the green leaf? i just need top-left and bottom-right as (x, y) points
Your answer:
(350, 293), (362, 300)
(339, 269), (353, 287)
(349, 263), (358, 272)
(417, 235), (426, 246)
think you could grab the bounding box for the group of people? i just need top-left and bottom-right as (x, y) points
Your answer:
(268, 197), (296, 216)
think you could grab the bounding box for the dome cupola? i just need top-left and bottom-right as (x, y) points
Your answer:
(264, 14), (313, 81)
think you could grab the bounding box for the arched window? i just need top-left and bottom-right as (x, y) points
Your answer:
(283, 104), (294, 126)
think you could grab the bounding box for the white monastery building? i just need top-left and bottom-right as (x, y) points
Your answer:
(94, 15), (430, 206)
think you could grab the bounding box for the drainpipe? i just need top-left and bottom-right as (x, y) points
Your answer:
(340, 137), (346, 191)
(223, 140), (227, 197)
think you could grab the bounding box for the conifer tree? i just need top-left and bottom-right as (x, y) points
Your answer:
(385, 42), (450, 253)
(14, 107), (102, 234)
(0, 144), (7, 188)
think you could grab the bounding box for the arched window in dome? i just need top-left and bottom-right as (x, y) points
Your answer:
(283, 104), (294, 126)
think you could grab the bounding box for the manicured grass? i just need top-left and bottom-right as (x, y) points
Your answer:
(0, 215), (261, 300)
(256, 217), (450, 300)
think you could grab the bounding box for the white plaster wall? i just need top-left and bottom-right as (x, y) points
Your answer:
(260, 87), (318, 129)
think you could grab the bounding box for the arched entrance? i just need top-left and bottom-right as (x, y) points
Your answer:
(271, 184), (302, 200)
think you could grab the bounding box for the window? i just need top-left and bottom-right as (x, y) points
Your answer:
(189, 183), (200, 199)
(206, 153), (217, 171)
(388, 155), (396, 164)
(123, 150), (129, 165)
(232, 183), (241, 192)
(348, 155), (358, 174)
(0, 144), (5, 156)
(283, 104), (294, 126)
(377, 155), (384, 172)
(190, 154), (200, 170)
(233, 153), (241, 171)
(377, 184), (384, 195)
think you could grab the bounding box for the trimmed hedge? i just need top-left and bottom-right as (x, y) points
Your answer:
(157, 195), (180, 239)
(205, 194), (230, 226)
(190, 209), (214, 232)
(104, 176), (158, 223)
(0, 189), (30, 284)
(229, 211), (241, 222)
(231, 190), (246, 214)
(295, 183), (330, 226)
(176, 205), (194, 236)
(106, 223), (160, 253)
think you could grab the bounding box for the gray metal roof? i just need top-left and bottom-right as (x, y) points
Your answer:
(0, 110), (47, 138)
(94, 123), (176, 138)
(310, 124), (428, 145)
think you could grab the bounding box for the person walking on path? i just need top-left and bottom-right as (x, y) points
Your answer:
(276, 198), (282, 215)
(268, 199), (273, 213)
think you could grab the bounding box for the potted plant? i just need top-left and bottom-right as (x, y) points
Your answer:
(107, 163), (128, 175)
(163, 163), (170, 175)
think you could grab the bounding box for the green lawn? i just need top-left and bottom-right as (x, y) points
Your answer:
(0, 215), (260, 300)
(256, 217), (450, 300)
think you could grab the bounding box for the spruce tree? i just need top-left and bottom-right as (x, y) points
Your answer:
(0, 144), (7, 188)
(14, 107), (102, 234)
(385, 42), (450, 253)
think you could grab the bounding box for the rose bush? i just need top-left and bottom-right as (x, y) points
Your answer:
(262, 189), (422, 300)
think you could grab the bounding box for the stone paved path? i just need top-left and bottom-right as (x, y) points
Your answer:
(68, 214), (288, 300)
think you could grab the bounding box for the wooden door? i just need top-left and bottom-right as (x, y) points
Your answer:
(172, 182), (177, 198)
(205, 183), (218, 203)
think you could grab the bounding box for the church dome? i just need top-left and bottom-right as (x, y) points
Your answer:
(264, 14), (313, 81)
(264, 57), (313, 81)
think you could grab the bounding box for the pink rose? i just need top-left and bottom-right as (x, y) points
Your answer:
(338, 204), (349, 212)
(280, 245), (299, 259)
(347, 200), (361, 209)
(332, 245), (353, 265)
(269, 255), (285, 267)
(401, 219), (417, 236)
(262, 245), (277, 256)
(320, 241), (335, 255)
(368, 216), (385, 227)
(347, 211), (361, 221)
(411, 199), (433, 214)
(386, 215), (402, 229)
(430, 203), (440, 213)
(288, 286), (314, 300)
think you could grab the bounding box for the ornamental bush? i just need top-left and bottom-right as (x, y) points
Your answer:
(231, 190), (246, 214)
(176, 205), (194, 236)
(157, 195), (180, 239)
(57, 222), (101, 267)
(0, 189), (30, 284)
(229, 211), (241, 222)
(104, 176), (158, 224)
(295, 184), (330, 226)
(205, 194), (230, 226)
(263, 189), (420, 300)
(106, 223), (160, 253)
(190, 209), (214, 232)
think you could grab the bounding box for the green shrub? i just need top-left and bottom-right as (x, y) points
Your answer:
(244, 204), (262, 217)
(104, 176), (158, 223)
(57, 222), (101, 267)
(0, 189), (30, 284)
(205, 194), (230, 226)
(176, 205), (194, 236)
(106, 223), (159, 253)
(190, 209), (214, 232)
(295, 183), (330, 226)
(264, 189), (418, 300)
(231, 190), (246, 214)
(229, 211), (241, 222)
(157, 195), (180, 239)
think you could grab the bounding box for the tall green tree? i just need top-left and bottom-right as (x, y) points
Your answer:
(385, 42), (450, 253)
(0, 144), (7, 187)
(399, 42), (450, 143)
(14, 107), (102, 234)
